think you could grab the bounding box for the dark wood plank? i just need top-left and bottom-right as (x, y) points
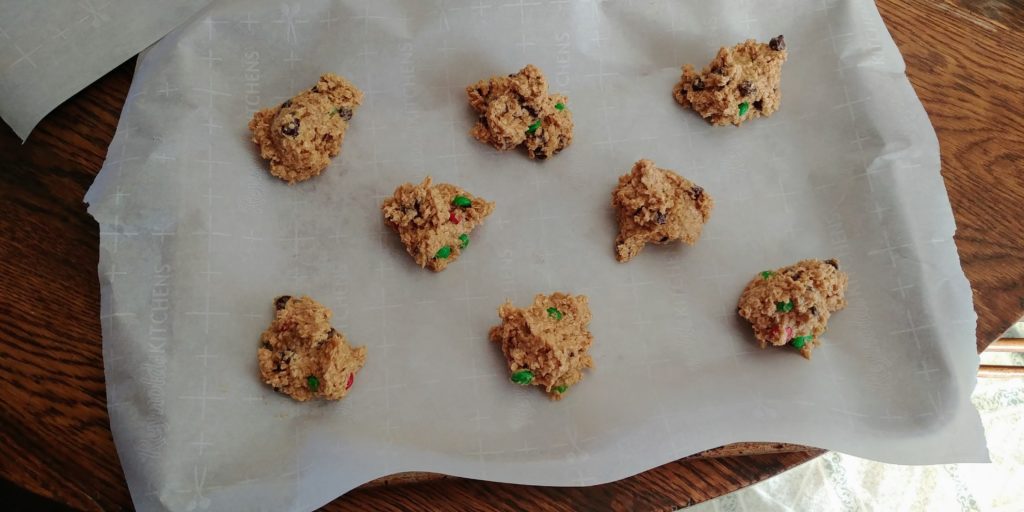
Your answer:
(0, 1), (1021, 510)
(0, 60), (135, 512)
(875, 0), (1024, 350)
(328, 451), (824, 512)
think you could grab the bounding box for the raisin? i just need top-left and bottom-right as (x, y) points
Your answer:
(692, 78), (705, 91)
(281, 118), (300, 137)
(656, 212), (667, 225)
(738, 81), (756, 97)
(337, 107), (353, 120)
(753, 100), (764, 111)
(769, 35), (786, 51)
(690, 185), (704, 201)
(825, 258), (839, 270)
(660, 236), (670, 242)
(810, 306), (818, 316)
(275, 296), (292, 310)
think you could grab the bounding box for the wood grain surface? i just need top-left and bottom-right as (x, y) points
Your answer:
(1, 1), (1022, 510)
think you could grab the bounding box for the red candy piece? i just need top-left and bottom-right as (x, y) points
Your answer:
(345, 373), (354, 390)
(449, 211), (460, 224)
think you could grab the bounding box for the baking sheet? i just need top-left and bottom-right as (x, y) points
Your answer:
(83, 1), (988, 510)
(0, 0), (210, 140)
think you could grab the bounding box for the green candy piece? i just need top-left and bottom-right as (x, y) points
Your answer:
(554, 385), (568, 394)
(547, 307), (563, 320)
(760, 270), (775, 279)
(511, 369), (534, 385)
(526, 119), (542, 133)
(738, 101), (750, 116)
(791, 335), (813, 349)
(435, 245), (452, 259)
(555, 102), (565, 111)
(776, 300), (793, 313)
(459, 233), (470, 249)
(307, 376), (320, 392)
(452, 195), (472, 208)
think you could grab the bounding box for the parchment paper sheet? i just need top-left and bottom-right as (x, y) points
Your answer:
(0, 0), (210, 140)
(83, 1), (988, 510)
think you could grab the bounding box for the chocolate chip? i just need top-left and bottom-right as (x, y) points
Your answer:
(660, 236), (670, 242)
(792, 270), (803, 280)
(524, 104), (538, 117)
(260, 342), (271, 349)
(337, 107), (353, 120)
(275, 296), (292, 310)
(692, 78), (705, 91)
(825, 258), (839, 270)
(689, 185), (704, 201)
(533, 151), (548, 160)
(810, 306), (818, 316)
(769, 35), (786, 51)
(327, 328), (337, 338)
(738, 81), (756, 97)
(281, 99), (292, 108)
(507, 73), (515, 77)
(311, 86), (319, 92)
(753, 100), (764, 111)
(712, 66), (725, 75)
(281, 118), (300, 137)
(656, 212), (667, 225)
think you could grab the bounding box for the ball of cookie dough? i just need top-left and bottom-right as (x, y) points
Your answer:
(737, 259), (848, 359)
(488, 293), (594, 400)
(258, 295), (366, 401)
(249, 73), (363, 183)
(381, 176), (496, 272)
(673, 36), (787, 126)
(611, 159), (714, 263)
(466, 64), (574, 160)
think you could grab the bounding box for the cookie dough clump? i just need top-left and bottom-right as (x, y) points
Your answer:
(611, 159), (714, 263)
(673, 36), (788, 126)
(258, 295), (367, 401)
(737, 259), (849, 359)
(249, 73), (363, 183)
(466, 64), (574, 160)
(381, 176), (495, 272)
(489, 293), (594, 400)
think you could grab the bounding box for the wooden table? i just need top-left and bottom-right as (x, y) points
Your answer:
(2, 1), (1022, 510)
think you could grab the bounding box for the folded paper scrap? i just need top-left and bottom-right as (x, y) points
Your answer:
(0, 0), (210, 141)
